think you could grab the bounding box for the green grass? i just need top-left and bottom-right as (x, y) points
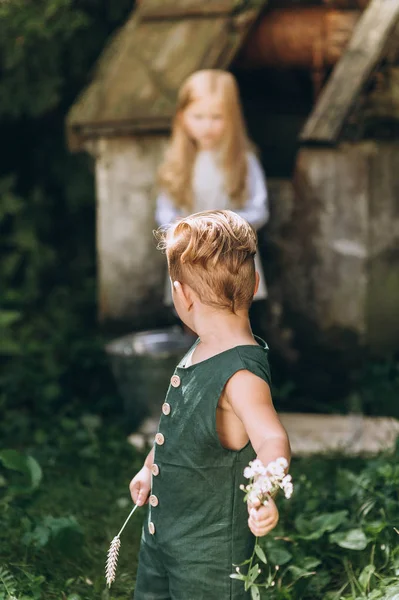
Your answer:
(1, 412), (398, 600)
(0, 414), (146, 600)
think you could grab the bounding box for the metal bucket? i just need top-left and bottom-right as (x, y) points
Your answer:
(105, 327), (194, 427)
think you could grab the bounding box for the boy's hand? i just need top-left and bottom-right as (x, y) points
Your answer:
(129, 466), (151, 506)
(247, 496), (279, 537)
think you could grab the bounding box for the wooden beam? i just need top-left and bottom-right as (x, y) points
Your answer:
(300, 0), (399, 144)
(272, 0), (369, 7)
(138, 0), (238, 20)
(237, 8), (360, 69)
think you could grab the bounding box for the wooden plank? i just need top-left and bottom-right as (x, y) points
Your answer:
(138, 0), (236, 20)
(300, 0), (399, 143)
(363, 66), (399, 121)
(66, 0), (267, 150)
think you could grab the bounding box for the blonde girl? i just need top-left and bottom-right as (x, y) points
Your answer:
(156, 69), (269, 303)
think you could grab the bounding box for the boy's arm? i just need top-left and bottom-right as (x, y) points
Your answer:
(129, 447), (155, 506)
(144, 447), (155, 469)
(226, 370), (290, 537)
(226, 370), (290, 467)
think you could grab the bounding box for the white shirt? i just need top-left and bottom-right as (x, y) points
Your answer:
(155, 151), (269, 230)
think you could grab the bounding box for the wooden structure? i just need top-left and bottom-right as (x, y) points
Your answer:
(67, 0), (266, 323)
(67, 0), (399, 359)
(301, 0), (399, 141)
(67, 1), (263, 150)
(237, 7), (361, 69)
(275, 0), (399, 355)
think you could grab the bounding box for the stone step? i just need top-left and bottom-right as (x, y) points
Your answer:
(280, 413), (399, 456)
(128, 413), (399, 456)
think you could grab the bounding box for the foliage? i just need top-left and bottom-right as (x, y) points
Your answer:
(1, 419), (399, 599)
(0, 0), (88, 118)
(253, 446), (399, 599)
(0, 0), (133, 118)
(0, 449), (42, 501)
(0, 415), (145, 600)
(0, 0), (135, 423)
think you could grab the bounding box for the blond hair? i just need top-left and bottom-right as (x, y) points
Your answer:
(158, 70), (250, 211)
(157, 210), (257, 313)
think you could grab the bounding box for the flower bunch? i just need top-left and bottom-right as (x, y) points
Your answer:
(241, 457), (293, 505)
(231, 457), (293, 599)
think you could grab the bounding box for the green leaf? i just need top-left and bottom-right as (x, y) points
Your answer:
(0, 311), (21, 327)
(385, 585), (399, 600)
(230, 573), (246, 581)
(288, 565), (317, 581)
(330, 529), (368, 550)
(26, 455), (42, 490)
(248, 563), (260, 584)
(250, 586), (260, 600)
(233, 558), (252, 566)
(254, 545), (267, 564)
(266, 545), (292, 566)
(23, 524), (51, 548)
(0, 449), (42, 494)
(295, 511), (348, 540)
(0, 448), (31, 475)
(364, 520), (387, 536)
(23, 515), (83, 552)
(0, 566), (17, 597)
(302, 557), (321, 570)
(358, 564), (375, 590)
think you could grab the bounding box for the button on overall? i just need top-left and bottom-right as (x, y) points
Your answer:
(155, 433), (165, 446)
(149, 494), (159, 507)
(170, 374), (180, 388)
(162, 402), (171, 415)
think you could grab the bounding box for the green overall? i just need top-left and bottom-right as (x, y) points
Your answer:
(134, 338), (271, 600)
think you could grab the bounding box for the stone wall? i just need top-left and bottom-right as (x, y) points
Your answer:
(271, 142), (399, 357)
(92, 136), (399, 360)
(92, 135), (168, 325)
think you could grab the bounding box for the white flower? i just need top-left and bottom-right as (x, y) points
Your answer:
(276, 457), (288, 469)
(260, 479), (273, 494)
(283, 482), (293, 498)
(250, 459), (266, 475)
(243, 466), (254, 479)
(268, 463), (285, 478)
(242, 457), (293, 506)
(248, 491), (259, 505)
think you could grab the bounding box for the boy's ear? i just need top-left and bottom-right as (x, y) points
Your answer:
(254, 272), (260, 297)
(173, 280), (194, 311)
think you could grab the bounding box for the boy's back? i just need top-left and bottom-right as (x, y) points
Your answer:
(130, 210), (290, 599)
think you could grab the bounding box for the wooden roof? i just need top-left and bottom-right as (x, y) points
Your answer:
(300, 0), (399, 144)
(67, 0), (266, 151)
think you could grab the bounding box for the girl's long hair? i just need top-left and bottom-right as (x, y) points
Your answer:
(158, 70), (250, 211)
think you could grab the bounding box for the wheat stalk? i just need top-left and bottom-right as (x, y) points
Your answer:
(105, 536), (121, 587)
(105, 503), (139, 587)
